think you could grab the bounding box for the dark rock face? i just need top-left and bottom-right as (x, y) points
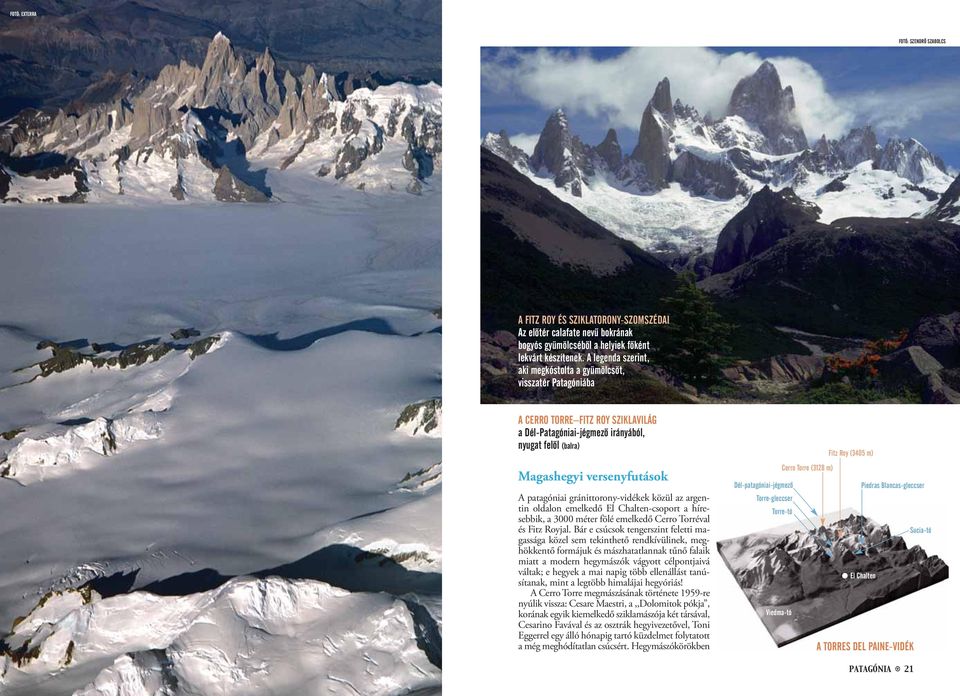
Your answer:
(650, 77), (674, 121)
(631, 103), (671, 189)
(403, 145), (434, 180)
(23, 335), (221, 380)
(485, 56), (957, 240)
(672, 150), (748, 199)
(489, 63), (949, 220)
(481, 147), (653, 276)
(673, 99), (700, 121)
(925, 370), (960, 403)
(727, 61), (807, 155)
(334, 125), (384, 180)
(879, 346), (944, 389)
(595, 128), (622, 171)
(712, 186), (821, 274)
(530, 109), (573, 174)
(905, 312), (960, 368)
(703, 215), (960, 338)
(171, 328), (201, 340)
(628, 79), (675, 189)
(213, 168), (270, 202)
(876, 339), (960, 404)
(821, 174), (848, 193)
(837, 126), (880, 167)
(926, 173), (960, 222)
(660, 248), (714, 279)
(530, 108), (593, 196)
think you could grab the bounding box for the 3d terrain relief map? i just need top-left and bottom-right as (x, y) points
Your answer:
(718, 512), (948, 646)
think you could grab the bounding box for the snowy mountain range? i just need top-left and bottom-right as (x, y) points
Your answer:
(0, 32), (442, 203)
(1, 25), (442, 695)
(0, 202), (444, 693)
(483, 60), (957, 257)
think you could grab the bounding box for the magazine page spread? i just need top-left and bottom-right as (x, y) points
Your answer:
(1, 1), (958, 695)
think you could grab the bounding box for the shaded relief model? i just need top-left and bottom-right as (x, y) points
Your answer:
(717, 512), (948, 646)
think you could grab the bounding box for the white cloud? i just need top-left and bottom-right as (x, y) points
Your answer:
(508, 132), (540, 155)
(842, 78), (960, 136)
(483, 47), (856, 140)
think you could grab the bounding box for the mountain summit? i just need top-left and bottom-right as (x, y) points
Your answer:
(728, 61), (807, 155)
(631, 78), (673, 188)
(530, 108), (594, 196)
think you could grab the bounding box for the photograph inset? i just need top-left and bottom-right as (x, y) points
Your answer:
(481, 47), (960, 404)
(0, 2), (442, 693)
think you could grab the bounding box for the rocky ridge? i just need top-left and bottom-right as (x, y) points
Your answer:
(484, 60), (950, 206)
(1, 33), (442, 203)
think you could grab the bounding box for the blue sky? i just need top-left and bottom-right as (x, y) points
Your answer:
(481, 47), (960, 168)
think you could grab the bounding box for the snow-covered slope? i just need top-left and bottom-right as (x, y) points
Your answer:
(0, 180), (441, 693)
(1, 577), (440, 696)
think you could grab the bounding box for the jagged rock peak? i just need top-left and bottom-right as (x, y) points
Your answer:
(302, 64), (318, 87)
(595, 128), (622, 171)
(632, 101), (671, 189)
(530, 108), (592, 196)
(199, 30), (246, 83)
(878, 137), (947, 184)
(205, 32), (238, 61)
(837, 125), (880, 167)
(674, 98), (699, 120)
(730, 61), (792, 113)
(258, 46), (276, 73)
(814, 134), (830, 155)
(728, 60), (807, 155)
(598, 128), (619, 146)
(650, 77), (674, 119)
(531, 109), (572, 171)
(845, 124), (878, 145)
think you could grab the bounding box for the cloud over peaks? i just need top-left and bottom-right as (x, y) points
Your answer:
(482, 47), (855, 141)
